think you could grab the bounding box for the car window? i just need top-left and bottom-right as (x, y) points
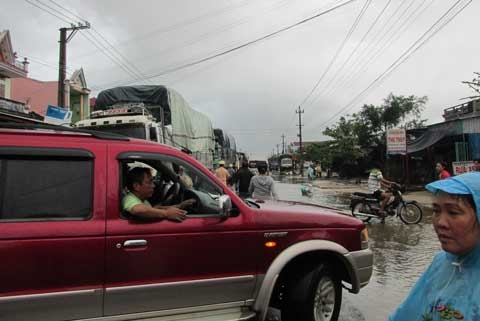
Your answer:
(0, 157), (93, 221)
(119, 154), (223, 217)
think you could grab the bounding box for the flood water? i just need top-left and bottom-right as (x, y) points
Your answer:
(273, 175), (439, 321)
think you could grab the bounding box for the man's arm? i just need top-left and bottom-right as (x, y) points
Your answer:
(129, 204), (187, 222)
(154, 198), (196, 210)
(380, 177), (395, 189)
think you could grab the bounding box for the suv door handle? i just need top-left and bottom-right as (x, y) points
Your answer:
(122, 240), (147, 248)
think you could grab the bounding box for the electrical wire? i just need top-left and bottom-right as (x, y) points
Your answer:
(315, 0), (472, 131)
(306, 0), (394, 109)
(44, 0), (152, 84)
(326, 0), (433, 102)
(139, 0), (357, 82)
(25, 0), (152, 85)
(298, 0), (372, 109)
(279, 0), (367, 148)
(321, 0), (424, 100)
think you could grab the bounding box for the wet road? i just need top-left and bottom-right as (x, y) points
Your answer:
(272, 176), (439, 321)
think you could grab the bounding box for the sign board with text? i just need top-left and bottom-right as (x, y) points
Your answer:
(44, 105), (72, 125)
(452, 161), (477, 175)
(387, 128), (406, 154)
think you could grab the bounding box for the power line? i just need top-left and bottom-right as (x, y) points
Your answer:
(71, 0), (264, 60)
(24, 0), (71, 24)
(326, 0), (433, 101)
(25, 0), (152, 85)
(45, 0), (151, 84)
(306, 0), (394, 108)
(279, 0), (364, 141)
(139, 0), (357, 82)
(316, 0), (472, 130)
(298, 0), (372, 109)
(90, 0), (340, 91)
(322, 0), (424, 100)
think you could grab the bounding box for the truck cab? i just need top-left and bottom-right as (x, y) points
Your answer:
(75, 105), (163, 143)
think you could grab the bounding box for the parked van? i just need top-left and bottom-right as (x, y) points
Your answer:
(0, 123), (372, 321)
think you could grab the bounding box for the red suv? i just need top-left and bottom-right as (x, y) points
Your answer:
(0, 124), (372, 321)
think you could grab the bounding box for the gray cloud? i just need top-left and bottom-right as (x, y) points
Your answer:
(2, 0), (478, 159)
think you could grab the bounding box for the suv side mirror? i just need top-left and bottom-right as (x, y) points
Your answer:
(218, 195), (232, 219)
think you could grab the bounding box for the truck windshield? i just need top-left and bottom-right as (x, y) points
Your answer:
(84, 123), (146, 139)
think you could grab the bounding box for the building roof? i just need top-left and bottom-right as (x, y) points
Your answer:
(0, 30), (27, 78)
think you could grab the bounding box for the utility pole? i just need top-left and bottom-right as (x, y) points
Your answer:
(276, 144), (280, 156)
(58, 22), (90, 107)
(281, 134), (285, 154)
(296, 106), (304, 176)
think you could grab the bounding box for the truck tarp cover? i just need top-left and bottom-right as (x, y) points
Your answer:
(95, 86), (214, 165)
(167, 88), (214, 155)
(95, 85), (170, 123)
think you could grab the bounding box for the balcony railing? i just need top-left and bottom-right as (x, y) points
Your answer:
(443, 99), (480, 121)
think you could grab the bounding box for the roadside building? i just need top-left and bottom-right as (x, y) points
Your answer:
(0, 29), (42, 123)
(10, 68), (90, 123)
(389, 99), (480, 186)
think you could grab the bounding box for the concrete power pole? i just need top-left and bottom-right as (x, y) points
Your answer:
(58, 22), (90, 107)
(296, 106), (304, 176)
(281, 134), (285, 154)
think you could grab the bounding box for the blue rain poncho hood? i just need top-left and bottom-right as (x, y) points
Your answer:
(389, 172), (480, 321)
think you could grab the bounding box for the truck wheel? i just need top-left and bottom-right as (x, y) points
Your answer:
(282, 264), (341, 321)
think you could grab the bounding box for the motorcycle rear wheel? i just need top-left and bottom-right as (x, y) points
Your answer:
(351, 201), (372, 223)
(398, 203), (423, 224)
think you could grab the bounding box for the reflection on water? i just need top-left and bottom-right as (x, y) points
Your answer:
(275, 179), (439, 321)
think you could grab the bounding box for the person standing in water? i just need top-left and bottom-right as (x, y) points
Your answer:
(248, 165), (277, 200)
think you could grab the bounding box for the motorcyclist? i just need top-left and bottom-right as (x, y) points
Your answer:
(368, 162), (395, 220)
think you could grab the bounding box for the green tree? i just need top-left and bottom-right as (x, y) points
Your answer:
(304, 141), (334, 169)
(321, 94), (428, 176)
(352, 94), (427, 149)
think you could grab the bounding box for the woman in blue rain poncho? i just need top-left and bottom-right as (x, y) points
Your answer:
(389, 171), (480, 321)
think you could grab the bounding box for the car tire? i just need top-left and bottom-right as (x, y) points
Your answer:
(282, 263), (341, 321)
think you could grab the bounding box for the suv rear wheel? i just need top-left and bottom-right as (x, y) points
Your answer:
(282, 263), (341, 321)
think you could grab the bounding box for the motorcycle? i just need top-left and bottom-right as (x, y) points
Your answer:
(350, 183), (423, 224)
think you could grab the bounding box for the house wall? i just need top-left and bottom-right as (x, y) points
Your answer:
(10, 78), (57, 116)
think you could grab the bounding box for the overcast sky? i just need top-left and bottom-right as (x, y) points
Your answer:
(2, 0), (478, 159)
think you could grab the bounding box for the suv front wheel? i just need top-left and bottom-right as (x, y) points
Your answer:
(282, 263), (342, 321)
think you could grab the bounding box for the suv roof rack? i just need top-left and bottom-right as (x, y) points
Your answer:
(0, 122), (130, 141)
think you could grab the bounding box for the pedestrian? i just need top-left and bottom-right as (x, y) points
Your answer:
(315, 163), (322, 178)
(249, 165), (278, 200)
(388, 171), (480, 321)
(435, 161), (451, 180)
(214, 160), (230, 185)
(473, 159), (480, 171)
(227, 163), (236, 188)
(230, 160), (254, 198)
(307, 164), (315, 181)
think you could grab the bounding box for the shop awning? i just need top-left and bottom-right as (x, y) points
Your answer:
(407, 122), (459, 153)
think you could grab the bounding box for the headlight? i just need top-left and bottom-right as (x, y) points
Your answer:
(361, 228), (369, 249)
